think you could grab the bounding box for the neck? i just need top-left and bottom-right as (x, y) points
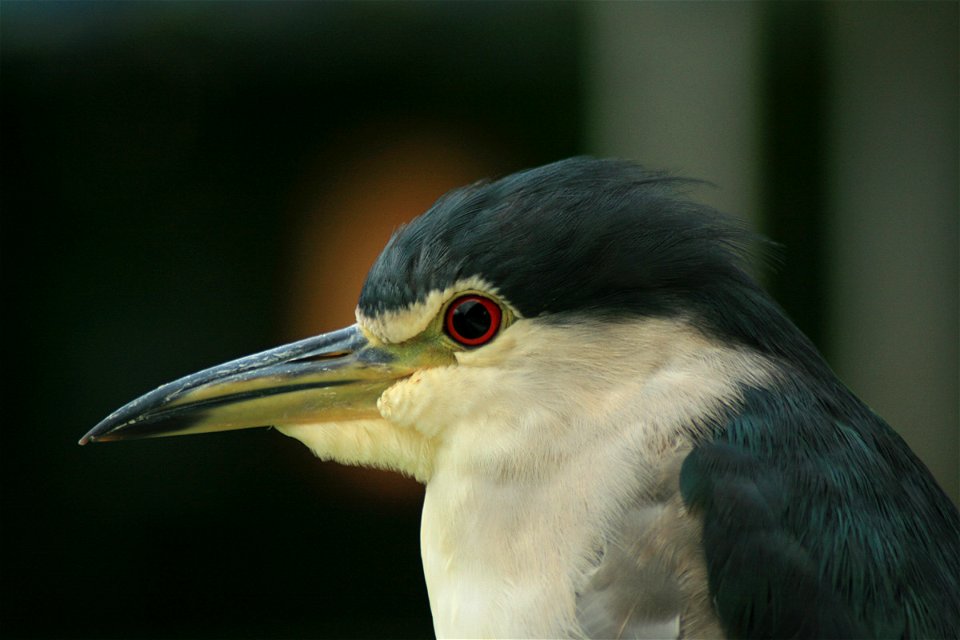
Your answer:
(422, 461), (588, 637)
(417, 319), (776, 637)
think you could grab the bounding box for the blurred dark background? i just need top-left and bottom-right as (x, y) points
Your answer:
(2, 2), (956, 638)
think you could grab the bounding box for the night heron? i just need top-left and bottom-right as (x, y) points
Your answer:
(82, 158), (959, 639)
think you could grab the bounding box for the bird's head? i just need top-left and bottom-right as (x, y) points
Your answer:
(82, 158), (797, 481)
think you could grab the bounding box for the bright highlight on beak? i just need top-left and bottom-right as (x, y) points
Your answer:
(80, 325), (410, 445)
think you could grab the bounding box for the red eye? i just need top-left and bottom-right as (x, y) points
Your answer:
(444, 295), (502, 347)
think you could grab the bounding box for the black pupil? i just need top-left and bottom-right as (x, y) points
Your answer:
(451, 300), (491, 339)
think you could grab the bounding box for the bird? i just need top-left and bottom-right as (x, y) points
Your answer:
(82, 157), (959, 639)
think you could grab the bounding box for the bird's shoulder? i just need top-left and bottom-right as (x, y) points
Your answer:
(680, 377), (960, 639)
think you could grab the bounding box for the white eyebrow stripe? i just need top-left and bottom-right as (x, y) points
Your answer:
(356, 276), (518, 344)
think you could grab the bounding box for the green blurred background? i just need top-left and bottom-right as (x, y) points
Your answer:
(2, 2), (956, 638)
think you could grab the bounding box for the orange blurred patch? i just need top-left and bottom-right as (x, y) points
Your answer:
(282, 126), (505, 504)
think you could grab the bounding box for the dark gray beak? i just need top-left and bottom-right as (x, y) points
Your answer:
(80, 325), (412, 445)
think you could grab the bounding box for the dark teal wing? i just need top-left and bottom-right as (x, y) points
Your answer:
(680, 385), (960, 639)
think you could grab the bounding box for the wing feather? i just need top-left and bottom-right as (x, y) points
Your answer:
(680, 384), (960, 639)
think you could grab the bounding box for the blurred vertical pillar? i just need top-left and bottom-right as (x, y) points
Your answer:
(583, 2), (761, 221)
(826, 3), (959, 502)
(758, 3), (829, 348)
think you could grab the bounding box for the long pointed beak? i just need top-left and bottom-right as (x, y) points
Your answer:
(80, 325), (409, 445)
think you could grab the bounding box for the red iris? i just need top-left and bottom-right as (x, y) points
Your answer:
(444, 295), (502, 347)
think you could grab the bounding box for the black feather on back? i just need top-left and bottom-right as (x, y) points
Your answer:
(681, 377), (960, 639)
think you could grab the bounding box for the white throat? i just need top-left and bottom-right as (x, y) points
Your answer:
(398, 318), (775, 638)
